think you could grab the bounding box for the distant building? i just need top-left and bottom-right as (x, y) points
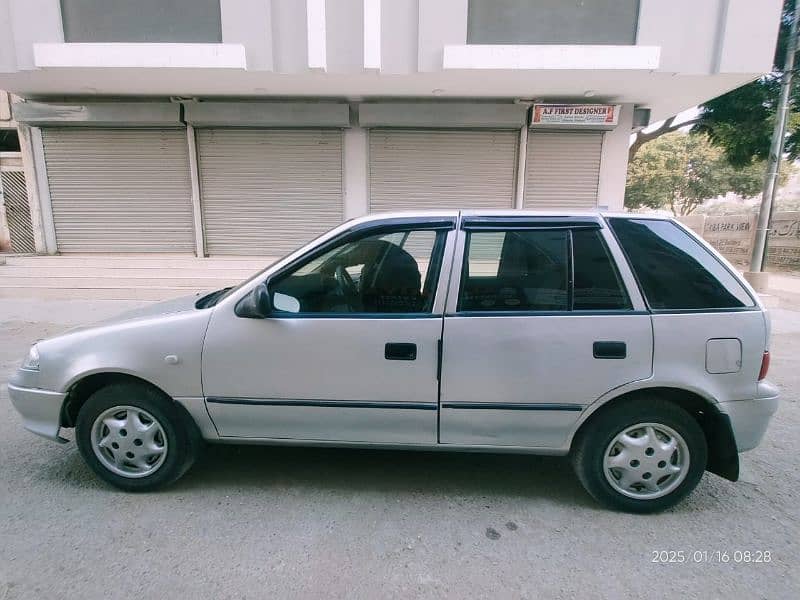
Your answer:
(0, 0), (784, 256)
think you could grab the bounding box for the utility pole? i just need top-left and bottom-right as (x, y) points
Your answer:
(747, 0), (800, 290)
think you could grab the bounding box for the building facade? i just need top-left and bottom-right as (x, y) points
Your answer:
(0, 0), (784, 256)
(0, 90), (37, 254)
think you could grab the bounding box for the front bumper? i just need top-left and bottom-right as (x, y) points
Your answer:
(7, 383), (68, 443)
(718, 381), (780, 452)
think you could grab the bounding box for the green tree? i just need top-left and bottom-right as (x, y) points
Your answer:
(630, 0), (796, 167)
(625, 133), (766, 215)
(725, 159), (771, 198)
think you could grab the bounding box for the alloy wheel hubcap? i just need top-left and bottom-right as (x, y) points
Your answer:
(603, 422), (689, 500)
(90, 406), (168, 478)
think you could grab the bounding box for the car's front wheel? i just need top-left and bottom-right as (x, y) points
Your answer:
(571, 397), (707, 513)
(75, 382), (200, 491)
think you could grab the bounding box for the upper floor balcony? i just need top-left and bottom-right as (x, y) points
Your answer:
(0, 0), (784, 121)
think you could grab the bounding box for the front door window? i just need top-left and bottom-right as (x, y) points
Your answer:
(269, 228), (446, 314)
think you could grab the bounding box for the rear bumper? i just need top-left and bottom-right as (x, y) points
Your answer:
(718, 381), (779, 452)
(7, 383), (68, 443)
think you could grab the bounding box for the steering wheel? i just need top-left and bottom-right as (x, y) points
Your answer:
(334, 265), (358, 298)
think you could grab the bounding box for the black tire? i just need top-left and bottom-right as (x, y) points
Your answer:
(571, 397), (707, 513)
(75, 382), (201, 491)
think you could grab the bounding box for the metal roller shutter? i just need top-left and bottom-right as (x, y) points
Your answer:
(41, 128), (194, 252)
(524, 131), (603, 210)
(369, 129), (517, 212)
(1, 169), (35, 253)
(197, 129), (343, 256)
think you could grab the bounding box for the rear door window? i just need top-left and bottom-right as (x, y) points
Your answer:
(608, 218), (754, 310)
(457, 226), (633, 313)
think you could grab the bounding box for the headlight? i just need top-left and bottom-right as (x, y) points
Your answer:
(22, 345), (40, 371)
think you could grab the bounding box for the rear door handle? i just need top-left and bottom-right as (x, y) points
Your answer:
(593, 341), (626, 359)
(385, 343), (417, 361)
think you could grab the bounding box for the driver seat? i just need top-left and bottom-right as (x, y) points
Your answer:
(360, 243), (423, 313)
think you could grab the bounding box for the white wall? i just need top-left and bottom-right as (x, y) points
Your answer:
(325, 0), (362, 73)
(6, 0), (63, 70)
(717, 0), (782, 74)
(0, 0), (782, 79)
(417, 0), (467, 72)
(638, 0), (723, 75)
(381, 0), (418, 74)
(220, 0), (273, 71)
(597, 104), (634, 212)
(270, 0), (308, 73)
(0, 1), (17, 73)
(343, 127), (369, 219)
(638, 0), (781, 76)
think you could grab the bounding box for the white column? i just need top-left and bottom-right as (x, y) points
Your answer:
(363, 0), (381, 70)
(186, 125), (206, 257)
(596, 104), (634, 212)
(514, 124), (529, 209)
(15, 124), (46, 253)
(29, 126), (57, 254)
(306, 0), (327, 70)
(0, 91), (11, 120)
(343, 127), (369, 219)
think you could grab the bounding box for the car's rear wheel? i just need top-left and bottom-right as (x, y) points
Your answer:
(75, 382), (200, 491)
(571, 397), (707, 513)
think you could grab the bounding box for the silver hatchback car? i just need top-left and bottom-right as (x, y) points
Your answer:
(8, 211), (778, 512)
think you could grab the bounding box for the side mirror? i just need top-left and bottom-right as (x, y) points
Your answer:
(234, 283), (272, 318)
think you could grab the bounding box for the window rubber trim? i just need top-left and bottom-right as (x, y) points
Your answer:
(461, 215), (602, 230)
(257, 312), (445, 320)
(567, 229), (575, 310)
(448, 310), (649, 317)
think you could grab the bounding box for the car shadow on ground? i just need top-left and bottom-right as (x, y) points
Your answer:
(168, 443), (595, 506)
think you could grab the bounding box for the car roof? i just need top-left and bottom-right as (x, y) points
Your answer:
(346, 209), (674, 225)
(460, 209), (669, 219)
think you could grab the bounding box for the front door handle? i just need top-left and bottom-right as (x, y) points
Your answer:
(385, 343), (417, 361)
(593, 341), (626, 359)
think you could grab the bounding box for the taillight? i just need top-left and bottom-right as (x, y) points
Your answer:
(758, 351), (770, 381)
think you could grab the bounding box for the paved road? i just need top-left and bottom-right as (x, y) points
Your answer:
(1, 298), (798, 599)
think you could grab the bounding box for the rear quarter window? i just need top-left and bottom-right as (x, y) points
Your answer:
(608, 218), (755, 310)
(572, 229), (631, 310)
